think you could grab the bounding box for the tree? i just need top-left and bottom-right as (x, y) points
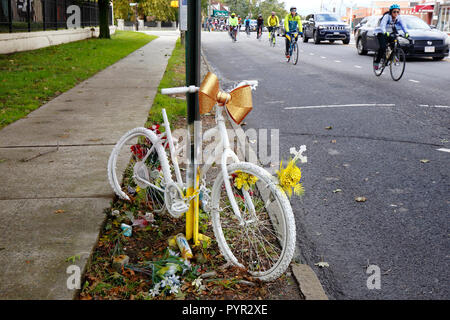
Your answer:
(99, 0), (111, 38)
(139, 0), (177, 21)
(113, 0), (133, 21)
(223, 0), (287, 19)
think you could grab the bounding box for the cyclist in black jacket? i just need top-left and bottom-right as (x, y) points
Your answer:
(256, 14), (264, 39)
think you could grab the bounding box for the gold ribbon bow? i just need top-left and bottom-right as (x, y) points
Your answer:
(199, 72), (253, 125)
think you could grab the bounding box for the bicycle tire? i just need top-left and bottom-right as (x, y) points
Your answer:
(108, 127), (171, 214)
(373, 53), (385, 77)
(390, 47), (406, 81)
(292, 42), (299, 65)
(210, 162), (296, 281)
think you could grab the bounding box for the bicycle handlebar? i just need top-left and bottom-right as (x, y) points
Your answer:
(161, 86), (199, 95)
(161, 80), (258, 95)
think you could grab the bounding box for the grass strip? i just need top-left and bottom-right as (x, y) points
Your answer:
(0, 30), (156, 129)
(146, 38), (186, 126)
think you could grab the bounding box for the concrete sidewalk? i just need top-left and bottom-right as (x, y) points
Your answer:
(0, 32), (177, 299)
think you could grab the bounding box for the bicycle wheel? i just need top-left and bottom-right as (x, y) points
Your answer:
(292, 42), (299, 65)
(390, 47), (406, 81)
(108, 127), (170, 213)
(373, 53), (385, 77)
(210, 162), (296, 281)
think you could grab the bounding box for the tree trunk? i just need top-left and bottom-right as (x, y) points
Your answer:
(98, 0), (110, 39)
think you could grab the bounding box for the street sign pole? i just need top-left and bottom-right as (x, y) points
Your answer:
(185, 0), (201, 245)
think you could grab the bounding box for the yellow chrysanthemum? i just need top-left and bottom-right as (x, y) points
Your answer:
(276, 158), (304, 198)
(234, 170), (258, 190)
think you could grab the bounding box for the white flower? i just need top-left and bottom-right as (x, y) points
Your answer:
(159, 278), (168, 288)
(149, 285), (160, 297)
(183, 259), (191, 268)
(169, 284), (179, 294)
(168, 274), (181, 285)
(192, 278), (202, 289)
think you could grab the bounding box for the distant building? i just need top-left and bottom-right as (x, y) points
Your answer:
(435, 0), (450, 33)
(346, 1), (439, 26)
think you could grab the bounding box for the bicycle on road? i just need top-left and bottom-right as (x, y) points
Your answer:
(269, 27), (278, 47)
(245, 25), (250, 37)
(257, 25), (263, 40)
(229, 26), (238, 42)
(373, 33), (410, 81)
(286, 31), (299, 65)
(108, 76), (296, 281)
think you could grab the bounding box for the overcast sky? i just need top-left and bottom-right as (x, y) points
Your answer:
(283, 0), (375, 16)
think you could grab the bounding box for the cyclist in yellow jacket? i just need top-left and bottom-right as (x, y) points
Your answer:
(267, 11), (280, 32)
(284, 7), (303, 58)
(228, 13), (239, 41)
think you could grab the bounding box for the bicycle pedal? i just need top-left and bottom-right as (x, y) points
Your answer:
(171, 201), (189, 213)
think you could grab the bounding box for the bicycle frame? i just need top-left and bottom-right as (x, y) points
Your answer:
(159, 81), (258, 222)
(288, 33), (298, 55)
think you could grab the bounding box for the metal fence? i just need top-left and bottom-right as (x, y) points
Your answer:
(0, 0), (112, 33)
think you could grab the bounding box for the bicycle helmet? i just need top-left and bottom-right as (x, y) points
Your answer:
(290, 7), (297, 12)
(389, 4), (400, 10)
(231, 12), (235, 17)
(271, 11), (276, 16)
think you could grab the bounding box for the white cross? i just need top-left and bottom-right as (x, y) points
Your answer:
(290, 145), (307, 163)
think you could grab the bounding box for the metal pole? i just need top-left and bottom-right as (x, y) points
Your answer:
(43, 0), (46, 30)
(54, 0), (57, 29)
(28, 0), (31, 31)
(64, 0), (67, 28)
(185, 0), (201, 245)
(8, 0), (12, 33)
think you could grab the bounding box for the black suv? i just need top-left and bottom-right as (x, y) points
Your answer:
(303, 12), (351, 44)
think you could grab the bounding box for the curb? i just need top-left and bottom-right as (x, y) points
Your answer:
(200, 49), (329, 300)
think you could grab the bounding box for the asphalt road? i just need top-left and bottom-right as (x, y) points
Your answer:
(201, 30), (450, 299)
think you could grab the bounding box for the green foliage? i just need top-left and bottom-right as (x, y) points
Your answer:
(223, 0), (287, 20)
(113, 0), (177, 21)
(0, 31), (156, 129)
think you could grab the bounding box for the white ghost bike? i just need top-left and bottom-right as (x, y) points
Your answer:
(107, 81), (296, 281)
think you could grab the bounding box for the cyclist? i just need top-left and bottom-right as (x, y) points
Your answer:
(267, 11), (280, 42)
(238, 15), (242, 31)
(256, 14), (264, 39)
(244, 15), (251, 35)
(229, 13), (239, 41)
(373, 4), (410, 70)
(284, 7), (303, 58)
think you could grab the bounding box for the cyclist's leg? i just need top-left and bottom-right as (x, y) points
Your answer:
(375, 33), (387, 63)
(285, 36), (290, 56)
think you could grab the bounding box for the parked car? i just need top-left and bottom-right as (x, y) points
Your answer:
(353, 16), (369, 36)
(355, 15), (450, 60)
(302, 12), (351, 44)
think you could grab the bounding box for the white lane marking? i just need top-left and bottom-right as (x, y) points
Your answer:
(437, 148), (450, 153)
(354, 65), (362, 68)
(334, 60), (342, 63)
(285, 103), (396, 110)
(309, 53), (315, 55)
(418, 105), (450, 109)
(409, 79), (420, 83)
(321, 56), (326, 59)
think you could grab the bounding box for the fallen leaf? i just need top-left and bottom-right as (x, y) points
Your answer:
(331, 139), (336, 143)
(355, 197), (367, 202)
(54, 209), (65, 214)
(314, 261), (329, 268)
(325, 126), (333, 130)
(420, 159), (430, 163)
(333, 188), (342, 193)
